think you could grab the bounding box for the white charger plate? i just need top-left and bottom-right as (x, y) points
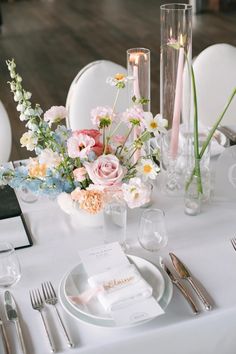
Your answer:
(58, 255), (173, 328)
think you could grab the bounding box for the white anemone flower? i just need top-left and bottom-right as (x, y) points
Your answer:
(144, 113), (168, 136)
(137, 158), (160, 181)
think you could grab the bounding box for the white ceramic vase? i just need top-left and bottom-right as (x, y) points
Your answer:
(57, 192), (103, 228)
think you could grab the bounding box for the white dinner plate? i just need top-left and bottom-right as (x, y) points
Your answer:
(58, 255), (173, 328)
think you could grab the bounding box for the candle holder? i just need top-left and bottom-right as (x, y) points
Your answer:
(127, 48), (150, 162)
(127, 48), (150, 110)
(160, 4), (192, 195)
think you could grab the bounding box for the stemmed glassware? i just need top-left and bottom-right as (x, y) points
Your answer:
(138, 209), (168, 252)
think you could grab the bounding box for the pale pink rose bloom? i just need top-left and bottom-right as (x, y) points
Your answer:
(122, 177), (151, 209)
(73, 167), (87, 182)
(44, 106), (67, 126)
(84, 154), (124, 186)
(67, 133), (95, 159)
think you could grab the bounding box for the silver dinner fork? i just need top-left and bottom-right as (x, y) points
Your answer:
(29, 289), (55, 353)
(231, 237), (236, 251)
(42, 281), (74, 348)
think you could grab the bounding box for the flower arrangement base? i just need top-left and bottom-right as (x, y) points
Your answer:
(57, 193), (103, 228)
(69, 208), (103, 228)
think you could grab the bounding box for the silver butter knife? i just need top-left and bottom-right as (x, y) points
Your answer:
(169, 253), (212, 311)
(161, 260), (200, 315)
(4, 291), (27, 354)
(0, 315), (11, 354)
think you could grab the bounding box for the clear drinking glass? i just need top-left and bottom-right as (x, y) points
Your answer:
(138, 209), (168, 252)
(0, 242), (21, 290)
(103, 200), (127, 249)
(19, 186), (38, 203)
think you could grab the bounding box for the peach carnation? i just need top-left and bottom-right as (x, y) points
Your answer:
(71, 188), (104, 214)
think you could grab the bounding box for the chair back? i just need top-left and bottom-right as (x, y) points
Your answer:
(66, 60), (128, 131)
(0, 100), (12, 163)
(189, 44), (236, 127)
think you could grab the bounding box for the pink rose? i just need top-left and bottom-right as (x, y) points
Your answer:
(73, 129), (103, 156)
(73, 167), (87, 182)
(84, 154), (124, 186)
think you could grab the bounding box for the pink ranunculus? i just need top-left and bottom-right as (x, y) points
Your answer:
(44, 106), (67, 126)
(73, 167), (87, 182)
(67, 133), (95, 159)
(84, 154), (124, 187)
(73, 129), (103, 156)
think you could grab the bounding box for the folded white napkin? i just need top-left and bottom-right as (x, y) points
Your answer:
(88, 264), (152, 312)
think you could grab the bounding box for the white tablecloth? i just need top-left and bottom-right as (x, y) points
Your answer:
(1, 184), (236, 354)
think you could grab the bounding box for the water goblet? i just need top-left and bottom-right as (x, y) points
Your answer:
(138, 208), (168, 252)
(0, 242), (21, 291)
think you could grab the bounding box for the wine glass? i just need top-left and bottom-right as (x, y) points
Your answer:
(138, 209), (168, 252)
(0, 242), (21, 290)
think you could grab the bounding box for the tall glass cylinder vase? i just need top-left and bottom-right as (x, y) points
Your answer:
(160, 4), (192, 195)
(127, 48), (150, 162)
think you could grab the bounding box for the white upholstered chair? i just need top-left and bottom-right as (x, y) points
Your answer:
(189, 43), (236, 128)
(0, 100), (12, 163)
(66, 60), (128, 130)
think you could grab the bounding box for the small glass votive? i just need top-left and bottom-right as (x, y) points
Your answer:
(103, 200), (127, 249)
(18, 186), (38, 203)
(138, 208), (168, 252)
(0, 242), (21, 291)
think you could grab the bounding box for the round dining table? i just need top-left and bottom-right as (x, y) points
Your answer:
(0, 163), (236, 354)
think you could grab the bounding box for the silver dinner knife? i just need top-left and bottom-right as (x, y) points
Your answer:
(169, 253), (212, 311)
(0, 315), (11, 354)
(4, 291), (27, 354)
(161, 261), (200, 315)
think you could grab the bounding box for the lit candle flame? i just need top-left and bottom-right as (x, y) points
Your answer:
(129, 52), (147, 65)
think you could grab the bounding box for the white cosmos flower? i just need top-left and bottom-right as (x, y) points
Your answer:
(137, 158), (160, 181)
(144, 113), (168, 136)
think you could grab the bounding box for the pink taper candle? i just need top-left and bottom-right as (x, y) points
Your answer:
(169, 44), (184, 159)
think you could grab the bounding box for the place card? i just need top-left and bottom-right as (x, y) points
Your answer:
(79, 242), (164, 325)
(79, 242), (129, 277)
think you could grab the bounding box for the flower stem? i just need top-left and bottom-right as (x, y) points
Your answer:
(191, 64), (203, 194)
(118, 126), (134, 156)
(199, 87), (236, 159)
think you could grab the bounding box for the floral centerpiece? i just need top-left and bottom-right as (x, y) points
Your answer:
(0, 60), (167, 217)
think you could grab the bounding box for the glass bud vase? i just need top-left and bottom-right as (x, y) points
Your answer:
(184, 136), (211, 215)
(160, 4), (192, 195)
